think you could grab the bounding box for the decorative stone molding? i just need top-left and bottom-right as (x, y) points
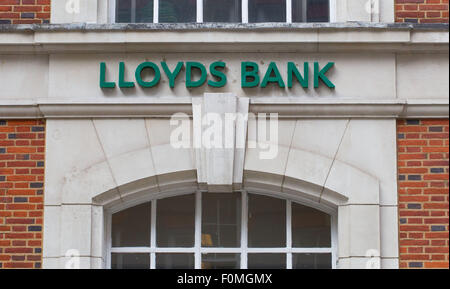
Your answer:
(1, 99), (448, 119)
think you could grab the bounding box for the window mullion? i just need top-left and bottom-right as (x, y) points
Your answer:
(242, 0), (248, 23)
(286, 0), (292, 23)
(286, 200), (292, 269)
(150, 200), (157, 269)
(153, 0), (159, 23)
(241, 191), (248, 269)
(197, 0), (203, 23)
(302, 0), (307, 22)
(195, 191), (202, 269)
(131, 0), (136, 22)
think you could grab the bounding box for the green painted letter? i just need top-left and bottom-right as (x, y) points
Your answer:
(241, 62), (259, 88)
(135, 62), (161, 88)
(208, 61), (227, 88)
(314, 62), (335, 88)
(186, 62), (207, 88)
(161, 62), (183, 88)
(288, 62), (308, 88)
(261, 62), (285, 88)
(99, 62), (115, 88)
(119, 62), (135, 88)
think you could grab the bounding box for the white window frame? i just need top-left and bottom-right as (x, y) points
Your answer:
(105, 190), (338, 269)
(108, 0), (337, 24)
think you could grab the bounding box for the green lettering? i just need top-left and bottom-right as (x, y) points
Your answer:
(99, 62), (115, 88)
(314, 62), (335, 88)
(241, 62), (259, 88)
(288, 62), (308, 88)
(208, 61), (227, 88)
(261, 62), (285, 88)
(135, 62), (161, 88)
(119, 62), (135, 88)
(186, 62), (207, 88)
(161, 62), (183, 88)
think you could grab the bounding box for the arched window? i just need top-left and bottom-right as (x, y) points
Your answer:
(108, 191), (336, 269)
(113, 0), (331, 23)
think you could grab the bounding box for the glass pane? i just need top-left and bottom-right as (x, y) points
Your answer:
(248, 194), (286, 247)
(116, 0), (154, 23)
(202, 193), (241, 247)
(292, 202), (331, 247)
(249, 0), (286, 23)
(202, 253), (240, 269)
(293, 253), (332, 269)
(204, 0), (241, 22)
(111, 253), (150, 269)
(112, 202), (151, 247)
(248, 254), (286, 269)
(160, 0), (196, 23)
(292, 0), (329, 23)
(156, 253), (195, 269)
(157, 194), (195, 247)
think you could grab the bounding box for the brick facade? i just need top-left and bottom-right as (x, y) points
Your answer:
(397, 119), (449, 269)
(395, 0), (449, 23)
(0, 0), (50, 24)
(0, 120), (45, 269)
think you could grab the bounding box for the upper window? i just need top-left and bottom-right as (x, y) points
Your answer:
(108, 191), (335, 269)
(114, 0), (330, 23)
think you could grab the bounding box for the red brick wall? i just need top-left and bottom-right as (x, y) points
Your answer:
(0, 120), (45, 269)
(395, 0), (449, 23)
(0, 0), (50, 24)
(397, 119), (449, 269)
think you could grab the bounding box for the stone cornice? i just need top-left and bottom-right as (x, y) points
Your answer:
(1, 99), (448, 119)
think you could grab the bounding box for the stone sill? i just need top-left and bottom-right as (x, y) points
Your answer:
(0, 22), (449, 32)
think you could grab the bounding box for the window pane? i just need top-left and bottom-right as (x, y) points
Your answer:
(160, 0), (196, 23)
(293, 253), (332, 269)
(249, 0), (286, 23)
(111, 253), (150, 269)
(116, 0), (154, 23)
(248, 194), (286, 247)
(292, 202), (331, 247)
(157, 194), (195, 247)
(112, 202), (151, 247)
(202, 253), (240, 269)
(202, 193), (241, 247)
(156, 253), (195, 269)
(248, 254), (286, 269)
(292, 0), (329, 23)
(204, 0), (241, 22)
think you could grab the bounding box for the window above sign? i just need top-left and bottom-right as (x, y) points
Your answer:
(113, 0), (331, 24)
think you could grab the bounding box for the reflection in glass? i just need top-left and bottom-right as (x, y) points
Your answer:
(157, 194), (195, 247)
(248, 254), (286, 269)
(292, 202), (331, 247)
(204, 0), (241, 22)
(160, 0), (196, 23)
(202, 193), (241, 247)
(111, 253), (150, 269)
(293, 253), (332, 269)
(116, 0), (154, 23)
(292, 0), (329, 23)
(248, 194), (286, 247)
(112, 202), (151, 247)
(249, 0), (286, 23)
(156, 253), (195, 269)
(202, 253), (240, 269)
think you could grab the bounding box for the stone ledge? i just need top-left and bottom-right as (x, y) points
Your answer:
(1, 99), (448, 119)
(0, 22), (448, 32)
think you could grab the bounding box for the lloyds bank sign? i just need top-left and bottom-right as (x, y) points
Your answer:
(100, 61), (335, 89)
